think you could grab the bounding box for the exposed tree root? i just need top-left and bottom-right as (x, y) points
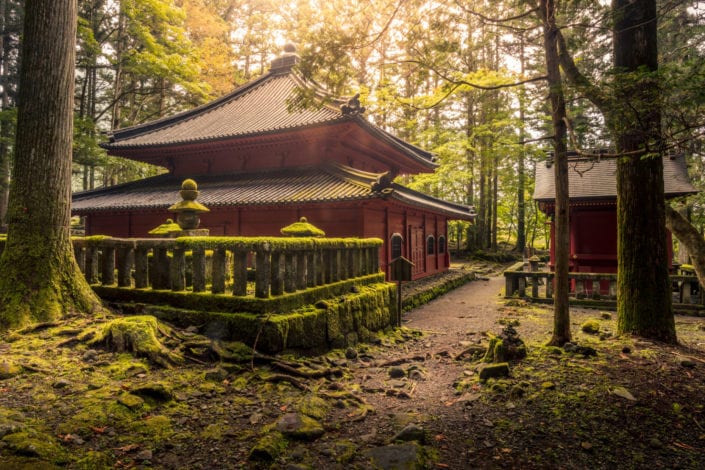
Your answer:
(263, 373), (310, 391)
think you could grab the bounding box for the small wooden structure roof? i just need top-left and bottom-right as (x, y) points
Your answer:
(534, 153), (698, 203)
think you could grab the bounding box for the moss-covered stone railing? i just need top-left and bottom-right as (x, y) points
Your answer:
(504, 262), (704, 312)
(0, 236), (383, 313)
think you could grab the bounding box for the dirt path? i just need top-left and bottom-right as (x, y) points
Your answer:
(405, 276), (505, 340)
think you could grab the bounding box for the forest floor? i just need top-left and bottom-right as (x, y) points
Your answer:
(2, 261), (705, 469)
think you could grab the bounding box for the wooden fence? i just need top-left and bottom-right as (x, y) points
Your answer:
(504, 261), (704, 311)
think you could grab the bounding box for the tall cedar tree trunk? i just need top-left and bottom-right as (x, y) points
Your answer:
(612, 0), (676, 342)
(665, 205), (705, 291)
(540, 0), (571, 346)
(0, 0), (11, 227)
(0, 0), (101, 330)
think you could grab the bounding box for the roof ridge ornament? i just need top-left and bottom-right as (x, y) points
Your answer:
(270, 43), (299, 73)
(341, 93), (366, 115)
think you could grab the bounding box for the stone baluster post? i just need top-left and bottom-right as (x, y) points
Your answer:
(101, 246), (116, 286)
(116, 244), (134, 287)
(134, 246), (150, 288)
(306, 252), (316, 288)
(211, 248), (226, 294)
(191, 248), (206, 292)
(270, 251), (284, 295)
(284, 252), (296, 293)
(170, 247), (186, 291)
(296, 252), (307, 290)
(232, 249), (248, 296)
(255, 248), (271, 298)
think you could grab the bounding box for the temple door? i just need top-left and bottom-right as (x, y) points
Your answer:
(409, 226), (424, 276)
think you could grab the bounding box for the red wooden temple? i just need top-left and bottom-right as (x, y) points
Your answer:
(72, 45), (475, 280)
(533, 154), (697, 273)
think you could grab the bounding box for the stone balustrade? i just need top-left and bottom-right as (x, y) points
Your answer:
(67, 236), (381, 299)
(0, 235), (381, 300)
(504, 262), (704, 309)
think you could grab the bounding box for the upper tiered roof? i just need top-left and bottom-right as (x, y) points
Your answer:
(102, 45), (436, 174)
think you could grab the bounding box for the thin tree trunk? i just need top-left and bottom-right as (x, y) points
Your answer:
(515, 35), (527, 253)
(0, 0), (101, 330)
(665, 204), (705, 291)
(540, 0), (571, 346)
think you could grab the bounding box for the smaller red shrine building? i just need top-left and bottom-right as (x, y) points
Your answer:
(533, 153), (697, 273)
(72, 45), (475, 280)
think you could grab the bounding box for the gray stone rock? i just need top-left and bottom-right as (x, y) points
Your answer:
(82, 349), (99, 362)
(135, 449), (153, 461)
(389, 366), (406, 379)
(345, 347), (358, 360)
(392, 424), (425, 443)
(364, 443), (423, 470)
(0, 361), (21, 380)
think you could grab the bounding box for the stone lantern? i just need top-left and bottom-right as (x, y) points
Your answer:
(168, 179), (210, 236)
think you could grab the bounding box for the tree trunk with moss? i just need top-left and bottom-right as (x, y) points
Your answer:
(612, 0), (675, 343)
(0, 0), (101, 331)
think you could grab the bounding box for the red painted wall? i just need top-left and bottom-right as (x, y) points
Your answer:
(83, 200), (451, 280)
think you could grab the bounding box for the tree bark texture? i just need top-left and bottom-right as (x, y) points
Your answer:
(540, 0), (571, 346)
(665, 205), (705, 296)
(0, 0), (101, 330)
(612, 0), (676, 343)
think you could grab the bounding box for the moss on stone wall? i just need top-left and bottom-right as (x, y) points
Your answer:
(115, 282), (397, 353)
(94, 273), (385, 315)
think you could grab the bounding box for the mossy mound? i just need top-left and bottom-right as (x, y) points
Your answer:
(581, 319), (601, 335)
(1, 430), (69, 464)
(82, 316), (183, 368)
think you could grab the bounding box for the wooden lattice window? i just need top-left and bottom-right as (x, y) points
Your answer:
(427, 236), (435, 255)
(438, 236), (446, 254)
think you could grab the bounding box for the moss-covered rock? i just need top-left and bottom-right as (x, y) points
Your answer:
(275, 412), (325, 441)
(478, 362), (510, 381)
(117, 393), (145, 410)
(581, 319), (601, 335)
(249, 431), (288, 461)
(2, 430), (69, 464)
(0, 360), (22, 379)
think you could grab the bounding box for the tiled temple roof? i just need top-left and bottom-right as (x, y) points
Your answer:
(533, 154), (698, 202)
(102, 49), (436, 170)
(72, 163), (475, 220)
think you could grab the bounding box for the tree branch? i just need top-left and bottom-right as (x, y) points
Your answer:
(555, 28), (610, 113)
